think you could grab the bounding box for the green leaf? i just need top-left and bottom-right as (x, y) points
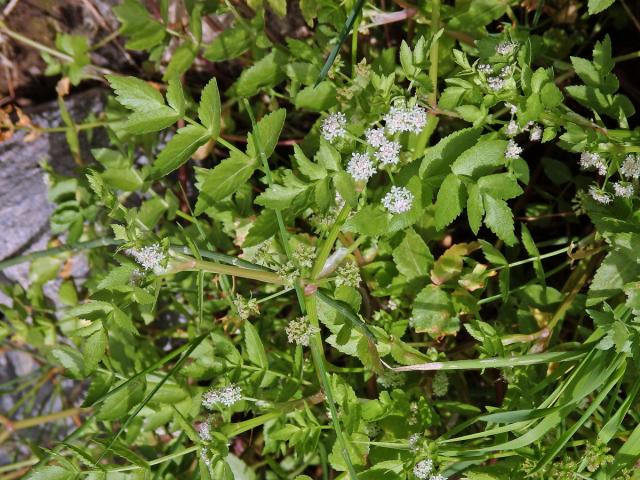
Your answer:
(451, 139), (508, 178)
(247, 109), (287, 160)
(521, 224), (544, 285)
(49, 346), (85, 379)
(244, 210), (278, 247)
(294, 144), (326, 180)
(435, 173), (466, 230)
(255, 184), (308, 210)
(294, 82), (338, 111)
(477, 173), (523, 200)
(333, 171), (358, 208)
(150, 124), (209, 179)
(98, 265), (135, 290)
(198, 77), (222, 137)
(588, 0), (616, 15)
(163, 41), (197, 80)
(483, 195), (516, 246)
(588, 233), (640, 305)
(412, 285), (460, 337)
(113, 0), (166, 50)
(166, 75), (185, 116)
(96, 377), (146, 421)
(82, 327), (107, 374)
(203, 25), (253, 61)
(392, 228), (433, 279)
(420, 127), (482, 178)
(106, 75), (165, 111)
(235, 50), (287, 97)
(124, 106), (179, 134)
(344, 205), (389, 237)
(467, 182), (484, 235)
(196, 151), (258, 213)
(25, 466), (76, 480)
(244, 321), (268, 369)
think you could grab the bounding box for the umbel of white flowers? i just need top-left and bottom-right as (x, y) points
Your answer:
(202, 384), (242, 409)
(383, 186), (414, 214)
(347, 152), (377, 181)
(126, 243), (165, 271)
(285, 316), (319, 347)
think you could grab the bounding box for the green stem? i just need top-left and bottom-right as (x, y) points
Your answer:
(170, 254), (286, 285)
(311, 204), (352, 280)
(243, 99), (358, 479)
(307, 296), (359, 479)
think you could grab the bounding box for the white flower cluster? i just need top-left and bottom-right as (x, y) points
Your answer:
(321, 112), (347, 142)
(347, 152), (377, 181)
(505, 139), (523, 159)
(588, 185), (612, 205)
(126, 243), (165, 271)
(382, 186), (414, 214)
(293, 243), (317, 269)
(198, 419), (212, 442)
(613, 182), (634, 198)
(335, 260), (361, 288)
(203, 384), (242, 409)
(529, 124), (542, 141)
(496, 40), (518, 56)
(477, 63), (492, 74)
(375, 137), (401, 165)
(412, 459), (447, 480)
(285, 316), (319, 346)
(233, 295), (259, 321)
(487, 76), (506, 92)
(413, 459), (433, 479)
(580, 152), (607, 176)
(384, 105), (427, 134)
(620, 154), (640, 179)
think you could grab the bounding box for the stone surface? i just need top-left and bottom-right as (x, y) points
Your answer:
(0, 88), (107, 300)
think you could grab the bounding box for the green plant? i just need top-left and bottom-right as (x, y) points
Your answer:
(1, 1), (640, 479)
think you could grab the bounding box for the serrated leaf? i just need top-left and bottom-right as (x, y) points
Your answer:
(344, 205), (389, 237)
(24, 465), (76, 480)
(49, 345), (85, 379)
(203, 24), (252, 61)
(435, 173), (466, 230)
(294, 82), (338, 111)
(479, 239), (508, 265)
(467, 182), (484, 235)
(244, 321), (268, 369)
(420, 127), (482, 178)
(234, 50), (287, 97)
(294, 144), (326, 180)
(333, 171), (358, 208)
(244, 210), (278, 248)
(478, 172), (523, 200)
(198, 78), (221, 137)
(98, 265), (135, 290)
(588, 233), (640, 305)
(521, 223), (545, 285)
(106, 75), (165, 111)
(150, 124), (209, 179)
(196, 151), (258, 212)
(123, 107), (179, 134)
(247, 109), (286, 160)
(483, 194), (516, 246)
(82, 327), (107, 374)
(588, 0), (616, 15)
(255, 184), (308, 210)
(166, 75), (185, 116)
(451, 139), (508, 177)
(96, 377), (146, 421)
(392, 228), (433, 279)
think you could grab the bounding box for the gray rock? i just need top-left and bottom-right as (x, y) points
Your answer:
(0, 88), (107, 301)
